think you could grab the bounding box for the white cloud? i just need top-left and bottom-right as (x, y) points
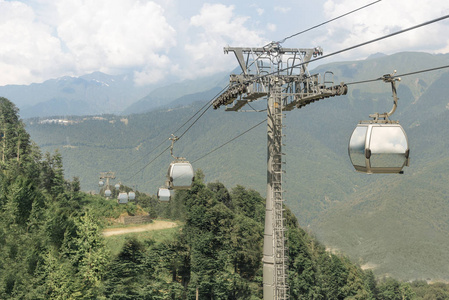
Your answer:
(133, 54), (172, 85)
(267, 23), (277, 32)
(274, 6), (291, 14)
(314, 0), (449, 59)
(179, 3), (267, 79)
(55, 0), (176, 78)
(4, 0), (446, 87)
(0, 1), (69, 85)
(0, 0), (176, 86)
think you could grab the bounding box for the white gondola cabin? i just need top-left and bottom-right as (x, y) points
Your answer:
(349, 122), (409, 174)
(99, 180), (104, 187)
(167, 161), (194, 190)
(104, 189), (112, 197)
(157, 187), (173, 202)
(115, 183), (120, 190)
(118, 192), (128, 204)
(128, 191), (136, 201)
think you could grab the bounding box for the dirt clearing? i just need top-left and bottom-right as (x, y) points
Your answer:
(103, 220), (178, 237)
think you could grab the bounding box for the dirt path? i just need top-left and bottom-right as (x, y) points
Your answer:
(103, 220), (178, 237)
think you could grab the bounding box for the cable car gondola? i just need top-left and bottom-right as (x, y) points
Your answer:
(157, 187), (172, 202)
(115, 183), (120, 190)
(104, 189), (112, 197)
(167, 160), (194, 189)
(348, 72), (409, 174)
(99, 180), (104, 187)
(165, 135), (195, 190)
(118, 192), (128, 204)
(128, 191), (136, 201)
(349, 122), (409, 174)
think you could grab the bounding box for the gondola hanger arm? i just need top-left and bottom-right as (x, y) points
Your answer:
(169, 134), (185, 161)
(369, 70), (401, 122)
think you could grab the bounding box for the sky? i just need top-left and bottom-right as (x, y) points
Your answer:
(0, 0), (448, 86)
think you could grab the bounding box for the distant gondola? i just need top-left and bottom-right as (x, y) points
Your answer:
(157, 187), (172, 202)
(118, 192), (128, 204)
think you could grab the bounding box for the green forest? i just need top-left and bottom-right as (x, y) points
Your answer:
(2, 95), (449, 299)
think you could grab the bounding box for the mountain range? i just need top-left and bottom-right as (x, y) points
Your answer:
(0, 70), (230, 118)
(11, 51), (449, 281)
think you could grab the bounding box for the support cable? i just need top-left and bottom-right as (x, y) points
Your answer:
(174, 85), (229, 135)
(120, 14), (449, 183)
(123, 85), (229, 181)
(277, 0), (382, 44)
(252, 14), (449, 85)
(127, 144), (171, 181)
(139, 119), (265, 185)
(393, 65), (449, 79)
(177, 103), (213, 139)
(125, 139), (170, 171)
(346, 64), (449, 86)
(287, 14), (449, 73)
(191, 119), (266, 163)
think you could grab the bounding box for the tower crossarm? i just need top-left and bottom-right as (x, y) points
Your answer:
(100, 171), (116, 180)
(213, 43), (347, 112)
(224, 45), (322, 75)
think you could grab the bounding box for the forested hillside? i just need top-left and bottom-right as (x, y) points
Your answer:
(0, 96), (426, 299)
(22, 51), (449, 281)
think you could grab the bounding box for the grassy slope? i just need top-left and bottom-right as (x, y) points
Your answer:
(104, 225), (180, 257)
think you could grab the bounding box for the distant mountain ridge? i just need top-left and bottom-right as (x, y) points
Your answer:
(0, 70), (231, 118)
(0, 72), (156, 118)
(121, 71), (230, 114)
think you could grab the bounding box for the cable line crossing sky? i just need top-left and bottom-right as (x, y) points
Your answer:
(120, 10), (449, 182)
(0, 0), (448, 86)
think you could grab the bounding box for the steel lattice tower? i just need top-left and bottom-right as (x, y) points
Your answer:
(266, 79), (288, 299)
(213, 42), (347, 300)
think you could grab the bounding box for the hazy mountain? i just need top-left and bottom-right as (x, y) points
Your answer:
(121, 71), (230, 114)
(0, 72), (156, 118)
(0, 70), (232, 118)
(22, 51), (449, 281)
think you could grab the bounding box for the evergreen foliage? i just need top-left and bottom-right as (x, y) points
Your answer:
(0, 96), (446, 298)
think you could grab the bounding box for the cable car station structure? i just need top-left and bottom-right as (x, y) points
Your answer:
(99, 171), (116, 198)
(213, 42), (348, 300)
(99, 171), (138, 203)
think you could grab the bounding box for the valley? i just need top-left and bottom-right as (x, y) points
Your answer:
(22, 51), (449, 281)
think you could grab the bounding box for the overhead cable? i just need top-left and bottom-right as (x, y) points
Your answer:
(122, 14), (449, 183)
(305, 14), (449, 66)
(346, 64), (449, 86)
(174, 85), (229, 135)
(278, 0), (382, 44)
(265, 14), (449, 81)
(123, 85), (229, 180)
(127, 144), (171, 181)
(125, 139), (169, 171)
(394, 64), (449, 79)
(192, 119), (266, 163)
(178, 103), (213, 139)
